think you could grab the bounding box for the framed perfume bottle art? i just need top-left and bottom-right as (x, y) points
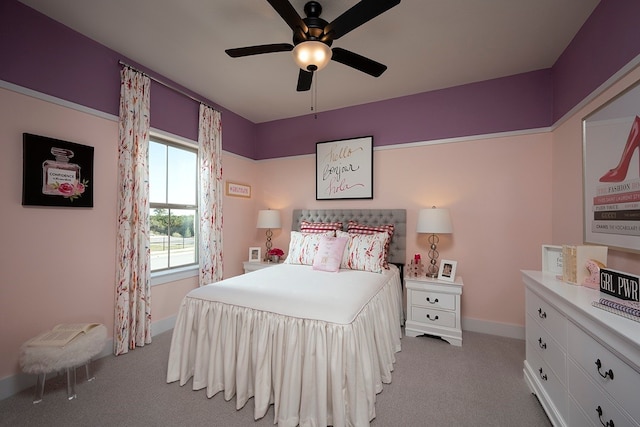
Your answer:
(22, 133), (94, 207)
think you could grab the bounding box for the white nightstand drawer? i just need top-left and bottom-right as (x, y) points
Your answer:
(525, 288), (567, 349)
(568, 359), (636, 427)
(526, 313), (566, 384)
(410, 289), (456, 310)
(568, 322), (640, 423)
(410, 306), (456, 328)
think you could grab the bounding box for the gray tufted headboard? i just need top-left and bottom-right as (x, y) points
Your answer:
(292, 209), (406, 265)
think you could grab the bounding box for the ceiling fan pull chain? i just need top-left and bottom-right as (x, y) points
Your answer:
(313, 73), (318, 119)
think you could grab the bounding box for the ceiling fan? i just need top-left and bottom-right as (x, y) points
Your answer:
(225, 0), (401, 92)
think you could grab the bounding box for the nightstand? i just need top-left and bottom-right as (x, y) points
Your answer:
(242, 261), (280, 274)
(404, 275), (463, 346)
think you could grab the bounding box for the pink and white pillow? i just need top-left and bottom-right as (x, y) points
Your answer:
(337, 230), (389, 273)
(347, 221), (395, 269)
(312, 235), (348, 272)
(299, 220), (343, 234)
(285, 231), (334, 265)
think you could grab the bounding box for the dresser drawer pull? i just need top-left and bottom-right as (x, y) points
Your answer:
(425, 297), (439, 304)
(595, 359), (614, 380)
(537, 308), (546, 319)
(538, 367), (547, 381)
(596, 405), (615, 427)
(425, 314), (439, 321)
(537, 337), (547, 349)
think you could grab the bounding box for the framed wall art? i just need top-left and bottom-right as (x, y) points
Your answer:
(437, 260), (457, 282)
(22, 133), (94, 207)
(583, 79), (640, 252)
(226, 181), (251, 198)
(316, 136), (373, 200)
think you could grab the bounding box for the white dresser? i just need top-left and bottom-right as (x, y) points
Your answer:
(405, 275), (463, 346)
(522, 270), (640, 427)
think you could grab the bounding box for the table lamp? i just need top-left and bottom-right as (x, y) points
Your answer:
(257, 209), (281, 260)
(417, 207), (453, 277)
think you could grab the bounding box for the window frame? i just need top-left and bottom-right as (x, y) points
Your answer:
(148, 131), (199, 286)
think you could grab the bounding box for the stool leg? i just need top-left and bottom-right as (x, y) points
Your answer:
(33, 373), (46, 404)
(85, 362), (95, 382)
(66, 368), (77, 400)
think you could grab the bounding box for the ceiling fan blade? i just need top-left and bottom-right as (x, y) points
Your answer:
(225, 43), (293, 58)
(331, 47), (387, 77)
(267, 0), (308, 34)
(296, 69), (313, 92)
(325, 0), (400, 40)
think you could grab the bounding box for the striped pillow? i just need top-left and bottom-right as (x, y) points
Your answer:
(347, 221), (394, 268)
(300, 220), (343, 234)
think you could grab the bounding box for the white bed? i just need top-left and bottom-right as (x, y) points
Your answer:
(166, 209), (406, 427)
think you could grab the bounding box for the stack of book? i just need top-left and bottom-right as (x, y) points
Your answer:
(592, 178), (640, 236)
(592, 296), (640, 323)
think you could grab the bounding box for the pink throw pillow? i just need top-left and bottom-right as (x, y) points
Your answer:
(312, 236), (348, 272)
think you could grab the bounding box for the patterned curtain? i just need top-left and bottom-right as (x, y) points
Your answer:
(198, 104), (223, 286)
(114, 67), (151, 355)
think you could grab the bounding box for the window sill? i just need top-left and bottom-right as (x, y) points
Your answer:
(151, 265), (198, 287)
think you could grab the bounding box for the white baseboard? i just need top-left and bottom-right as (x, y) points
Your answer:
(462, 317), (525, 340)
(0, 315), (177, 402)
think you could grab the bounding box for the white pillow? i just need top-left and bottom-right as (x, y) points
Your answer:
(284, 231), (334, 266)
(337, 230), (388, 273)
(312, 235), (348, 272)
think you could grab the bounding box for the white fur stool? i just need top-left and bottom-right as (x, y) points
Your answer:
(19, 324), (107, 403)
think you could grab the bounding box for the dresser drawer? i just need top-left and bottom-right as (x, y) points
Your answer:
(568, 359), (637, 427)
(526, 313), (566, 385)
(410, 306), (456, 328)
(410, 289), (455, 310)
(527, 348), (568, 421)
(568, 396), (594, 427)
(567, 322), (640, 423)
(525, 288), (567, 349)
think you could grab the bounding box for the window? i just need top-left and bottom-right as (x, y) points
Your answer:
(149, 137), (198, 273)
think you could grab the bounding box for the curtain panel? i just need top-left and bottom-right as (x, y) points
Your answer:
(114, 67), (152, 355)
(198, 105), (223, 286)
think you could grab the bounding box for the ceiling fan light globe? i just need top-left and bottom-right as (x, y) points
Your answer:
(292, 41), (332, 72)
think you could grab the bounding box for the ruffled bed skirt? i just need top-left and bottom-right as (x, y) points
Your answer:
(166, 273), (403, 427)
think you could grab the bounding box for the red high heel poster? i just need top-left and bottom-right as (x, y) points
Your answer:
(583, 80), (640, 252)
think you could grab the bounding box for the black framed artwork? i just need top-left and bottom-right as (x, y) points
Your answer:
(316, 136), (373, 200)
(22, 133), (94, 207)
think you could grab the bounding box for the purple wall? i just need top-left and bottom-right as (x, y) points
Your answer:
(0, 0), (256, 158)
(255, 70), (552, 159)
(2, 0), (640, 160)
(552, 0), (640, 122)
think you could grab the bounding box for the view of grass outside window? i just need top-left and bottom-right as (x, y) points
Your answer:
(149, 138), (198, 272)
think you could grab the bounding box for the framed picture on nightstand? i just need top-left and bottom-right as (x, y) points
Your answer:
(248, 247), (261, 263)
(438, 260), (457, 282)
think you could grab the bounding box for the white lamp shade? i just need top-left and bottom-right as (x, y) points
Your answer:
(292, 41), (332, 72)
(257, 209), (281, 229)
(416, 208), (453, 234)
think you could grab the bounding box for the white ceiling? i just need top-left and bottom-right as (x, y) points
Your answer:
(19, 0), (600, 124)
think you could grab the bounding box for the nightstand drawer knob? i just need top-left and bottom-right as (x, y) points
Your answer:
(595, 359), (614, 380)
(425, 314), (439, 321)
(425, 297), (439, 304)
(596, 405), (615, 427)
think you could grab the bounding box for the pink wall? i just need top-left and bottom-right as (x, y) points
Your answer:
(255, 132), (553, 328)
(552, 65), (640, 275)
(0, 88), (258, 381)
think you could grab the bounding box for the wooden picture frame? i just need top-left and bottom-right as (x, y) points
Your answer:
(248, 247), (261, 263)
(542, 244), (563, 275)
(583, 78), (640, 253)
(315, 136), (373, 200)
(437, 260), (457, 282)
(22, 133), (94, 207)
(226, 181), (251, 198)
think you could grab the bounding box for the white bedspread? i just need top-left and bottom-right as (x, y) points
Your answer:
(166, 264), (403, 427)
